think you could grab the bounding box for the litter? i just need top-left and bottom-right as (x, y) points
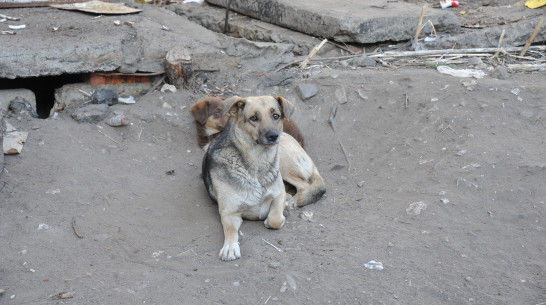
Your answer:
(440, 0), (459, 9)
(106, 114), (129, 127)
(437, 66), (485, 78)
(50, 1), (141, 14)
(118, 96), (136, 104)
(364, 260), (384, 270)
(8, 24), (26, 30)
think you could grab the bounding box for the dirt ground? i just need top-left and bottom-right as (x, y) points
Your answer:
(1, 2), (545, 305)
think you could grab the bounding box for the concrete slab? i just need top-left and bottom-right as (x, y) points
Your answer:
(0, 5), (223, 79)
(205, 0), (460, 43)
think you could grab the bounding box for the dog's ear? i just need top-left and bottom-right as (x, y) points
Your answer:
(275, 96), (295, 120)
(189, 100), (209, 124)
(221, 96), (246, 117)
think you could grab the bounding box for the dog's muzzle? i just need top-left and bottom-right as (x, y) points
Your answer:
(261, 131), (279, 145)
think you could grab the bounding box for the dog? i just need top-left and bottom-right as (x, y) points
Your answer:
(189, 96), (305, 150)
(190, 96), (325, 209)
(202, 96), (293, 261)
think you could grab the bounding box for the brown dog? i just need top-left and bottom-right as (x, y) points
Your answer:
(202, 96), (291, 261)
(190, 96), (326, 209)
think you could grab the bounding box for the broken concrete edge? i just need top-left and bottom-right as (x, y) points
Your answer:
(53, 82), (156, 118)
(205, 0), (460, 44)
(0, 109), (4, 177)
(424, 16), (546, 49)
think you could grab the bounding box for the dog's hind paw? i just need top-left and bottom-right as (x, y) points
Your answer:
(219, 243), (241, 261)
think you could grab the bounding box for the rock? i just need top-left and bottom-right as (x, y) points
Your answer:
(160, 84), (177, 93)
(296, 83), (318, 100)
(0, 89), (36, 113)
(351, 55), (376, 67)
(260, 71), (297, 87)
(268, 261), (281, 269)
(71, 104), (110, 123)
(9, 97), (39, 118)
(3, 131), (29, 155)
(334, 85), (348, 104)
(91, 89), (118, 106)
(490, 65), (510, 80)
(406, 201), (427, 215)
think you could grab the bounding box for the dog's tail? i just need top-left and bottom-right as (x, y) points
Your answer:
(294, 167), (326, 207)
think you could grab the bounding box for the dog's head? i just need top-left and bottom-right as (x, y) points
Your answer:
(222, 95), (295, 146)
(189, 96), (229, 136)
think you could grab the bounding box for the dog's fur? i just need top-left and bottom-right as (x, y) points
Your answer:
(190, 96), (305, 150)
(191, 96), (326, 210)
(202, 96), (292, 261)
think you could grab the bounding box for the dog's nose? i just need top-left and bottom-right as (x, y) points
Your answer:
(265, 131), (279, 143)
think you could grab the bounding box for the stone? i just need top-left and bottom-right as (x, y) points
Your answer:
(260, 71), (297, 87)
(296, 83), (318, 100)
(351, 55), (376, 67)
(0, 89), (36, 113)
(335, 85), (348, 104)
(490, 65), (510, 80)
(91, 89), (119, 106)
(71, 104), (110, 123)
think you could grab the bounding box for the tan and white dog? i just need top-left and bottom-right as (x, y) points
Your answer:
(191, 96), (325, 210)
(202, 96), (292, 261)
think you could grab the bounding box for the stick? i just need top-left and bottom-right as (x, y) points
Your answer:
(262, 238), (283, 252)
(370, 46), (546, 58)
(299, 39), (328, 69)
(520, 11), (546, 56)
(414, 3), (428, 42)
(71, 217), (83, 239)
(329, 104), (351, 173)
(224, 0), (234, 34)
(0, 13), (20, 21)
(97, 129), (120, 144)
(491, 29), (506, 60)
(78, 89), (92, 97)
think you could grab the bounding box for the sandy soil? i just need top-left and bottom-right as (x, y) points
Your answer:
(1, 2), (545, 305)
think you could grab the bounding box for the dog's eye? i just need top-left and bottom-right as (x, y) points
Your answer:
(272, 113), (280, 120)
(249, 115), (258, 122)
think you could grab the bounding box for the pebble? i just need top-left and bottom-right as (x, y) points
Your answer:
(406, 201), (427, 215)
(296, 83), (319, 100)
(268, 262), (281, 269)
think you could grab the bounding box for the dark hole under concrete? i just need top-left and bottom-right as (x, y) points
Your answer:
(0, 74), (84, 119)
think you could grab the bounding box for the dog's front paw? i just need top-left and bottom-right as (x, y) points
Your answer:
(264, 215), (285, 230)
(219, 243), (241, 261)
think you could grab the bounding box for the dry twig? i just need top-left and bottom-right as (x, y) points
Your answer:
(71, 217), (83, 239)
(414, 3), (428, 42)
(520, 11), (546, 56)
(329, 104), (351, 173)
(299, 39), (328, 69)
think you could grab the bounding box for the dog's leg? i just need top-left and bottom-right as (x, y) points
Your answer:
(264, 190), (286, 229)
(219, 212), (243, 261)
(284, 169), (326, 208)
